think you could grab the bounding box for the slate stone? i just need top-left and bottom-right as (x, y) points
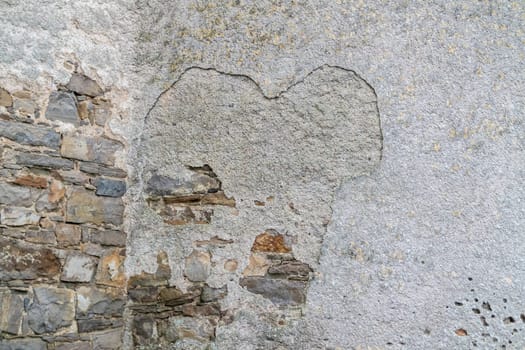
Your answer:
(181, 303), (221, 317)
(146, 173), (192, 196)
(239, 276), (308, 305)
(94, 177), (127, 197)
(79, 161), (127, 178)
(0, 289), (25, 335)
(200, 284), (228, 303)
(0, 339), (47, 350)
(77, 318), (123, 333)
(0, 207), (40, 226)
(66, 73), (103, 97)
(61, 136), (122, 166)
(46, 91), (79, 125)
(0, 181), (36, 207)
(12, 174), (48, 189)
(27, 286), (75, 334)
(91, 328), (123, 350)
(0, 120), (60, 149)
(16, 152), (74, 170)
(55, 223), (82, 246)
(0, 237), (60, 281)
(25, 230), (57, 244)
(54, 341), (92, 350)
(66, 189), (124, 225)
(61, 252), (98, 282)
(76, 286), (126, 318)
(132, 316), (155, 346)
(83, 228), (126, 247)
(267, 260), (312, 281)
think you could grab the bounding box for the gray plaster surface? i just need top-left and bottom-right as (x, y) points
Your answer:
(1, 0), (524, 349)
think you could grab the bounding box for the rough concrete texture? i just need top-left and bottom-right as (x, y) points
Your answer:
(1, 1), (524, 349)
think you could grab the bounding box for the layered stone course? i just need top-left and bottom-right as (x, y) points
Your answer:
(0, 73), (127, 349)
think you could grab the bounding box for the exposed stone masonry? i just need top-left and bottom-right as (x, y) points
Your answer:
(146, 164), (235, 225)
(0, 73), (127, 349)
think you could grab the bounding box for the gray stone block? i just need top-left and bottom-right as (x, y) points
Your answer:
(45, 91), (79, 125)
(0, 120), (60, 149)
(94, 177), (127, 197)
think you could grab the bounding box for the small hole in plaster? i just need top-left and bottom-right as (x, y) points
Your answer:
(503, 316), (515, 324)
(455, 301), (463, 306)
(468, 277), (473, 281)
(455, 328), (468, 336)
(472, 308), (481, 314)
(482, 302), (492, 311)
(520, 314), (525, 322)
(480, 316), (489, 326)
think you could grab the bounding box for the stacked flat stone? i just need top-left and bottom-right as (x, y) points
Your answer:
(0, 74), (127, 349)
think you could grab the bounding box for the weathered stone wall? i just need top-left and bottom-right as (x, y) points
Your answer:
(1, 1), (524, 349)
(0, 75), (127, 349)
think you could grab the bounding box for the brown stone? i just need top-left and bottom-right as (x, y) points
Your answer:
(49, 179), (66, 202)
(55, 223), (81, 246)
(0, 237), (60, 281)
(0, 87), (13, 106)
(201, 192), (236, 207)
(242, 254), (270, 277)
(78, 100), (92, 121)
(95, 248), (126, 287)
(182, 303), (221, 317)
(61, 135), (122, 166)
(161, 206), (213, 225)
(83, 228), (126, 247)
(66, 189), (124, 225)
(66, 73), (104, 97)
(25, 230), (57, 245)
(12, 174), (48, 189)
(251, 230), (292, 253)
